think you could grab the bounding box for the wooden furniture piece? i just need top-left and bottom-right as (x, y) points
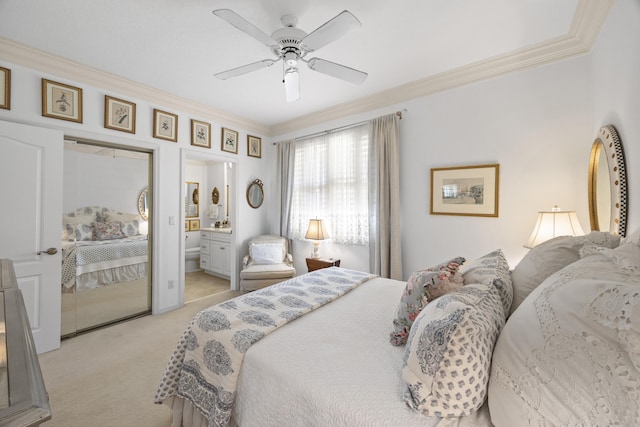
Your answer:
(0, 259), (52, 426)
(306, 257), (341, 272)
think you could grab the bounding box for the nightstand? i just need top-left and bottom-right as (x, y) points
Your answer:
(306, 257), (341, 272)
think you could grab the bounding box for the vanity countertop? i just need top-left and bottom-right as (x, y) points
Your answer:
(201, 227), (232, 234)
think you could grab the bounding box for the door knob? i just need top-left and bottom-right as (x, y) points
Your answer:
(37, 248), (58, 255)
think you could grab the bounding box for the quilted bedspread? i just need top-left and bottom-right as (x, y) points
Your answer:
(154, 267), (375, 427)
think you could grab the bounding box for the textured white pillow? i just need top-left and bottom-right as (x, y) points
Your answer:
(461, 249), (513, 316)
(249, 242), (285, 265)
(509, 231), (620, 315)
(402, 283), (505, 417)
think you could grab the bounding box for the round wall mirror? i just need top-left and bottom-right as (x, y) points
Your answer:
(246, 179), (264, 209)
(588, 125), (627, 237)
(138, 186), (149, 221)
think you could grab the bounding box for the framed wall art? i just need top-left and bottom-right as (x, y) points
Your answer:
(104, 95), (136, 133)
(191, 119), (211, 148)
(221, 127), (239, 154)
(153, 109), (178, 142)
(0, 66), (10, 110)
(189, 219), (201, 231)
(430, 164), (499, 217)
(247, 135), (262, 158)
(42, 78), (83, 123)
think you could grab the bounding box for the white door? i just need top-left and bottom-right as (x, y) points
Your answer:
(0, 120), (63, 354)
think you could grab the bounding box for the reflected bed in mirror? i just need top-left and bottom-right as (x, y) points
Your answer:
(588, 125), (627, 237)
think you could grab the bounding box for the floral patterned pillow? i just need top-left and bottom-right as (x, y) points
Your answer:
(390, 256), (465, 346)
(93, 221), (124, 240)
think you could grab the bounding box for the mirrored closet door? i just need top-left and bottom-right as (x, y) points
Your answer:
(61, 140), (152, 336)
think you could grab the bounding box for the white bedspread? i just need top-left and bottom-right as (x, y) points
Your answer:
(232, 276), (492, 427)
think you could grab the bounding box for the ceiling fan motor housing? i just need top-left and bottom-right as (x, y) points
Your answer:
(271, 26), (307, 65)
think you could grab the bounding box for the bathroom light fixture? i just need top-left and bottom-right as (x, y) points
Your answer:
(524, 205), (584, 248)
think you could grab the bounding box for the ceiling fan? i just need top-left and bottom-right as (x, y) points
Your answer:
(212, 9), (368, 102)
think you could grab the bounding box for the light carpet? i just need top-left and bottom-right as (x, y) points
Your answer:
(39, 289), (241, 427)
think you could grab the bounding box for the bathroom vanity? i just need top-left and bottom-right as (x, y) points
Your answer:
(199, 228), (232, 278)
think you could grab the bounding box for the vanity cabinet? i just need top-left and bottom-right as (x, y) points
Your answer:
(200, 229), (231, 278)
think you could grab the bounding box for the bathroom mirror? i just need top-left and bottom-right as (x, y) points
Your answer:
(137, 186), (149, 221)
(588, 125), (627, 237)
(246, 179), (264, 209)
(185, 181), (199, 218)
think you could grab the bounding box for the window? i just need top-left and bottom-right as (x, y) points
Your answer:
(289, 123), (369, 245)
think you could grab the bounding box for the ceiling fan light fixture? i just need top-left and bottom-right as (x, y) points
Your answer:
(284, 67), (300, 102)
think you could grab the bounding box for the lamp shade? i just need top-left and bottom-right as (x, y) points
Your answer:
(284, 67), (300, 102)
(524, 208), (584, 248)
(305, 219), (329, 241)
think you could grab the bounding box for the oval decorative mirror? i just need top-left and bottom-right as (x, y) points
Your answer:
(185, 182), (199, 218)
(137, 186), (149, 221)
(246, 179), (264, 209)
(588, 125), (627, 237)
(212, 187), (220, 204)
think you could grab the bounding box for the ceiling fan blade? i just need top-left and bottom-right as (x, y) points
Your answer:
(306, 58), (368, 85)
(214, 59), (278, 80)
(302, 10), (361, 52)
(213, 9), (278, 48)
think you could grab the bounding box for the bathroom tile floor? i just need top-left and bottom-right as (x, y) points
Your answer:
(184, 270), (231, 303)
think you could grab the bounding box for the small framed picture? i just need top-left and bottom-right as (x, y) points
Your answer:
(42, 78), (83, 123)
(189, 219), (201, 231)
(221, 127), (239, 154)
(430, 164), (499, 217)
(104, 95), (136, 134)
(191, 119), (211, 148)
(153, 109), (178, 142)
(247, 135), (262, 158)
(185, 221), (190, 232)
(0, 66), (10, 110)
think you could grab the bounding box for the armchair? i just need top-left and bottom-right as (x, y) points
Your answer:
(240, 235), (296, 291)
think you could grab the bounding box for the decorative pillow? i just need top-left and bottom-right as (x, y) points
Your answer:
(120, 220), (141, 237)
(509, 231), (620, 315)
(62, 207), (101, 241)
(402, 283), (505, 417)
(461, 249), (513, 316)
(74, 223), (95, 241)
(93, 221), (124, 240)
(249, 242), (285, 265)
(390, 257), (465, 346)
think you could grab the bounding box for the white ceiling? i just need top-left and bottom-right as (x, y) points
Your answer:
(0, 0), (609, 134)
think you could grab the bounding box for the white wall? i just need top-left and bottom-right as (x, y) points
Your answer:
(272, 55), (594, 277)
(591, 0), (640, 234)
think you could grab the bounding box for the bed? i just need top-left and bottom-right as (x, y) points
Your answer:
(60, 206), (150, 336)
(155, 230), (639, 426)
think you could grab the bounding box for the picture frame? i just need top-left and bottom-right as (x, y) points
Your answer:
(185, 221), (190, 232)
(191, 119), (211, 148)
(0, 66), (10, 110)
(41, 78), (83, 123)
(189, 219), (201, 231)
(104, 95), (136, 134)
(247, 135), (262, 158)
(221, 127), (239, 154)
(430, 164), (499, 217)
(153, 109), (178, 142)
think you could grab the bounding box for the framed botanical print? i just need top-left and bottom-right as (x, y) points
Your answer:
(153, 109), (178, 142)
(104, 95), (136, 133)
(189, 219), (201, 231)
(191, 119), (211, 148)
(221, 127), (239, 154)
(247, 135), (262, 158)
(430, 164), (499, 217)
(42, 78), (83, 123)
(0, 66), (10, 110)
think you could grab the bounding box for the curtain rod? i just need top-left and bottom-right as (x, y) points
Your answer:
(273, 109), (406, 145)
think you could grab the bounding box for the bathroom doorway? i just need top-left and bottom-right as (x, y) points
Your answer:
(182, 149), (237, 303)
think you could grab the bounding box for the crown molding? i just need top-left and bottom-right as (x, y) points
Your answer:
(0, 36), (270, 136)
(269, 0), (614, 136)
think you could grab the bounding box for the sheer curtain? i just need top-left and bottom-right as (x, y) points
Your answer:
(369, 113), (402, 280)
(289, 123), (369, 245)
(277, 139), (295, 238)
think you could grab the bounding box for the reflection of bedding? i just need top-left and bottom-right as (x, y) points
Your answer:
(61, 235), (148, 290)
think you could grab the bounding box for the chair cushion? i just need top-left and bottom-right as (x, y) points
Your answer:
(249, 241), (286, 264)
(240, 263), (295, 280)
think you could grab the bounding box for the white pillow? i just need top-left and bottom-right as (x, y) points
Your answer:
(249, 242), (285, 265)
